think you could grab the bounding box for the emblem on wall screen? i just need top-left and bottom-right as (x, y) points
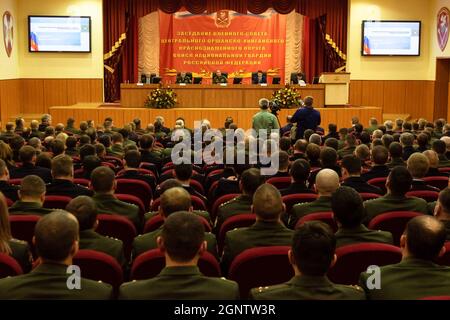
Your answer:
(215, 10), (231, 28)
(438, 7), (450, 52)
(2, 11), (13, 57)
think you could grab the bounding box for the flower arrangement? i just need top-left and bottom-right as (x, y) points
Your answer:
(271, 84), (302, 109)
(144, 86), (177, 109)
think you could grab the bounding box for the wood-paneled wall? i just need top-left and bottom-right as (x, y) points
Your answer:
(0, 78), (103, 125)
(349, 80), (436, 121)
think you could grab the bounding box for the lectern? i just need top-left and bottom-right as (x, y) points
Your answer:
(319, 72), (351, 106)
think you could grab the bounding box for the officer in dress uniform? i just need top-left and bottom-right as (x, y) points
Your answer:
(175, 71), (192, 84)
(212, 70), (228, 84)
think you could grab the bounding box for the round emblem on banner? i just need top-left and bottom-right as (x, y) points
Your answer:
(215, 10), (231, 28)
(438, 7), (450, 52)
(2, 11), (13, 57)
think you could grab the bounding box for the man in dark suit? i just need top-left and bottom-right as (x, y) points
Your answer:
(221, 184), (294, 274)
(291, 96), (321, 141)
(361, 146), (391, 182)
(250, 221), (365, 300)
(407, 153), (440, 192)
(360, 216), (450, 299)
(333, 186), (393, 247)
(66, 196), (125, 267)
(120, 212), (239, 299)
(9, 175), (53, 216)
(280, 159), (315, 196)
(0, 159), (18, 201)
(139, 134), (163, 169)
(175, 71), (192, 84)
(117, 150), (156, 191)
(364, 167), (429, 223)
(252, 70), (267, 84)
(0, 210), (112, 299)
(341, 155), (383, 195)
(46, 155), (93, 198)
(10, 145), (52, 183)
(434, 188), (450, 240)
(91, 167), (141, 229)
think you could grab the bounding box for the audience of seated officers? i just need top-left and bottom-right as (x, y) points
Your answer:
(120, 212), (239, 300)
(221, 184), (294, 274)
(250, 221), (365, 300)
(360, 216), (450, 299)
(10, 145), (52, 183)
(66, 196), (126, 268)
(332, 186), (393, 247)
(0, 210), (112, 299)
(132, 187), (218, 260)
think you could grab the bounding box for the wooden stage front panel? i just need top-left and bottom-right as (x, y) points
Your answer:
(50, 104), (382, 131)
(120, 84), (326, 109)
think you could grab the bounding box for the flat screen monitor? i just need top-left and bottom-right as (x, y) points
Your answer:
(193, 77), (203, 84)
(28, 16), (91, 52)
(312, 77), (320, 84)
(272, 77), (281, 85)
(361, 20), (421, 56)
(151, 77), (162, 84)
(233, 77), (243, 84)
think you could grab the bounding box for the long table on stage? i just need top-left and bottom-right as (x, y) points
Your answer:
(49, 103), (382, 131)
(120, 83), (326, 108)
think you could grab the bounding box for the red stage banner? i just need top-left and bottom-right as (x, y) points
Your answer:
(159, 9), (286, 83)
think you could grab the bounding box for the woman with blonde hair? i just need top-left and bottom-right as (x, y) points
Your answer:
(0, 192), (32, 272)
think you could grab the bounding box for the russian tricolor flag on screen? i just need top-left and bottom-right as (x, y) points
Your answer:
(30, 32), (39, 51)
(363, 36), (371, 55)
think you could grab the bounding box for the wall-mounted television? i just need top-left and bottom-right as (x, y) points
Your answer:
(361, 20), (421, 56)
(28, 16), (91, 53)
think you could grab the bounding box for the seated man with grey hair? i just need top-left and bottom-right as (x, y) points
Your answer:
(252, 98), (279, 133)
(308, 133), (322, 146)
(39, 114), (52, 132)
(400, 132), (416, 161)
(407, 153), (440, 192)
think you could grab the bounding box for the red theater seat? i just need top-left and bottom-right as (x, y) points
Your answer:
(282, 194), (318, 214)
(115, 179), (153, 211)
(218, 214), (256, 254)
(0, 253), (23, 278)
(296, 212), (337, 232)
(406, 190), (439, 203)
(43, 195), (72, 209)
(267, 177), (292, 190)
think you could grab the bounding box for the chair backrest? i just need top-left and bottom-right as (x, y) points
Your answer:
(266, 177), (292, 190)
(117, 168), (155, 178)
(96, 214), (137, 260)
(218, 214), (256, 255)
(9, 215), (40, 247)
(43, 195), (72, 209)
(189, 180), (205, 195)
(210, 194), (240, 222)
(296, 212), (337, 232)
(367, 177), (387, 192)
(368, 211), (423, 246)
(115, 194), (146, 218)
(359, 193), (382, 201)
(406, 190), (439, 202)
(130, 249), (220, 280)
(139, 162), (158, 177)
(282, 194), (318, 214)
(191, 195), (207, 211)
(423, 176), (449, 190)
(9, 179), (22, 186)
(0, 253), (23, 278)
(435, 242), (450, 266)
(228, 246), (293, 299)
(439, 167), (450, 173)
(144, 214), (212, 234)
(73, 178), (90, 187)
(103, 156), (124, 168)
(5, 197), (13, 207)
(73, 249), (123, 290)
(327, 243), (402, 285)
(115, 179), (152, 211)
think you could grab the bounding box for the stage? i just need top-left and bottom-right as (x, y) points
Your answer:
(49, 103), (382, 131)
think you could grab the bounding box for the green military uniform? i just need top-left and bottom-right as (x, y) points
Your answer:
(359, 257), (450, 299)
(250, 275), (365, 300)
(8, 201), (53, 216)
(65, 126), (80, 135)
(387, 157), (406, 169)
(119, 266), (239, 299)
(79, 229), (126, 267)
(215, 195), (252, 233)
(9, 239), (32, 273)
(108, 144), (124, 158)
(132, 226), (218, 260)
(221, 221), (294, 274)
(92, 193), (141, 229)
(122, 139), (136, 149)
(252, 110), (280, 132)
(289, 196), (332, 229)
(212, 74), (228, 84)
(337, 146), (356, 160)
(0, 263), (112, 299)
(363, 195), (429, 224)
(366, 125), (378, 135)
(176, 75), (192, 84)
(438, 154), (450, 168)
(335, 225), (393, 248)
(144, 210), (212, 226)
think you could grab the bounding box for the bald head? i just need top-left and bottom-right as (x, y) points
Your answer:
(404, 216), (446, 260)
(160, 187), (192, 217)
(315, 169), (340, 195)
(252, 184), (284, 220)
(423, 150), (439, 169)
